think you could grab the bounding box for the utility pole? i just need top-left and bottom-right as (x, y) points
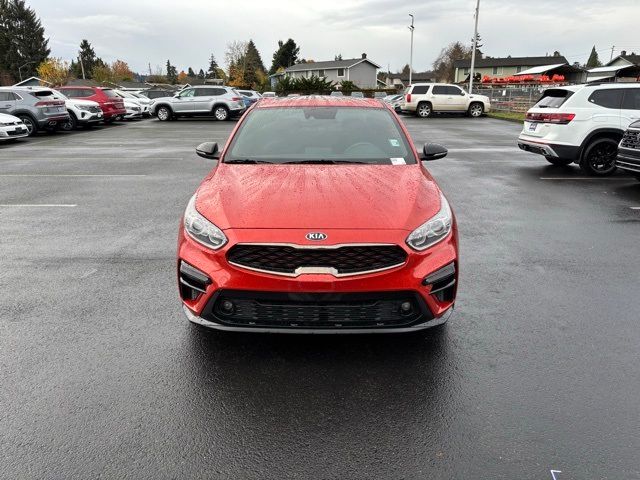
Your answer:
(408, 14), (414, 86)
(79, 55), (86, 80)
(469, 0), (480, 94)
(610, 45), (615, 62)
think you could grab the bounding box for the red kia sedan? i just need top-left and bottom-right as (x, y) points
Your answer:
(58, 86), (126, 123)
(177, 96), (458, 333)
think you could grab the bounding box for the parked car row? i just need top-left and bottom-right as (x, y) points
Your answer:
(518, 82), (640, 179)
(0, 85), (152, 139)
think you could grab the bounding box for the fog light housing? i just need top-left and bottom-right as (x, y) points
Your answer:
(220, 300), (235, 314)
(423, 263), (456, 302)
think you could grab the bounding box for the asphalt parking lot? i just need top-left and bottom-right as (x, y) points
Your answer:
(1, 116), (639, 479)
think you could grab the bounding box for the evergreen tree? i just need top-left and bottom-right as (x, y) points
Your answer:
(166, 60), (178, 84)
(242, 40), (265, 87)
(470, 32), (483, 59)
(187, 67), (195, 77)
(586, 46), (602, 68)
(207, 54), (219, 78)
(269, 39), (300, 74)
(0, 0), (50, 81)
(198, 68), (205, 79)
(334, 54), (343, 61)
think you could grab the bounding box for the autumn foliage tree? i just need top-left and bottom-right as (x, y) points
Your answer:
(177, 70), (188, 83)
(111, 59), (133, 82)
(36, 58), (70, 86)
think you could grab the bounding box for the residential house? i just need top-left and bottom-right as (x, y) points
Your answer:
(587, 51), (640, 82)
(453, 56), (569, 83)
(273, 54), (380, 89)
(381, 71), (437, 89)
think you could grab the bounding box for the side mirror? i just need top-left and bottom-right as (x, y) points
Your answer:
(460, 91), (466, 96)
(420, 143), (448, 161)
(196, 142), (220, 160)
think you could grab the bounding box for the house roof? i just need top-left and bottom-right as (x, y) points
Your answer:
(608, 54), (640, 66)
(588, 64), (632, 73)
(453, 56), (569, 69)
(285, 57), (381, 72)
(64, 78), (101, 87)
(513, 63), (566, 75)
(385, 71), (436, 82)
(13, 76), (51, 87)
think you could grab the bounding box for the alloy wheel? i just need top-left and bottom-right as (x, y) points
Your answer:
(214, 107), (229, 121)
(157, 107), (170, 121)
(470, 104), (483, 117)
(417, 104), (431, 118)
(587, 143), (617, 174)
(20, 116), (35, 135)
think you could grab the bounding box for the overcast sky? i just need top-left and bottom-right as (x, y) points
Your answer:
(27, 0), (640, 74)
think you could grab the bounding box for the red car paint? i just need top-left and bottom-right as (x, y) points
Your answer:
(58, 86), (126, 121)
(178, 96), (458, 333)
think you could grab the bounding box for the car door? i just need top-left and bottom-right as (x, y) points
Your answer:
(430, 85), (450, 110)
(192, 88), (220, 113)
(446, 86), (468, 111)
(172, 88), (195, 113)
(620, 88), (640, 129)
(0, 91), (17, 114)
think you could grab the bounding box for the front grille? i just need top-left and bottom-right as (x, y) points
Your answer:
(7, 129), (27, 136)
(621, 129), (640, 150)
(202, 290), (432, 329)
(227, 244), (407, 277)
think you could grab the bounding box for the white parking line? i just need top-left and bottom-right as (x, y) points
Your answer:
(630, 207), (640, 210)
(0, 174), (146, 177)
(540, 177), (631, 180)
(0, 204), (77, 207)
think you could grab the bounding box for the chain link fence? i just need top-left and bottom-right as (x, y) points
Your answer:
(474, 86), (548, 113)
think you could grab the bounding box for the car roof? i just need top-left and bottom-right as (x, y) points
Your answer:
(255, 95), (384, 109)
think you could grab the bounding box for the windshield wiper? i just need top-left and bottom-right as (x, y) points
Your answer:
(283, 159), (368, 164)
(224, 159), (274, 164)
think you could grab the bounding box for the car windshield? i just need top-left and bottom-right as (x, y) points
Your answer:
(102, 89), (118, 98)
(225, 107), (414, 165)
(52, 89), (69, 100)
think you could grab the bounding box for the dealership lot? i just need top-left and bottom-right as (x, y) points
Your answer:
(1, 117), (640, 479)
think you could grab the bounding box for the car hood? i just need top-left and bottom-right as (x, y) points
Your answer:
(195, 164), (442, 231)
(66, 98), (99, 107)
(0, 112), (22, 123)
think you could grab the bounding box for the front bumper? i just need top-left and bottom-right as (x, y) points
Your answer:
(177, 227), (458, 333)
(0, 125), (29, 139)
(616, 147), (640, 175)
(77, 111), (103, 124)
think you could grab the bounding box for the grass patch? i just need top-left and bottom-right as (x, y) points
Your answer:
(488, 111), (525, 123)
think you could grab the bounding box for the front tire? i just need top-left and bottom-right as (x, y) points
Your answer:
(60, 113), (77, 131)
(545, 156), (573, 166)
(16, 115), (37, 136)
(468, 102), (484, 117)
(213, 105), (229, 121)
(156, 106), (172, 121)
(416, 102), (432, 118)
(579, 137), (619, 176)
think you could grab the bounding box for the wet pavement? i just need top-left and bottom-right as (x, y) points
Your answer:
(1, 115), (639, 479)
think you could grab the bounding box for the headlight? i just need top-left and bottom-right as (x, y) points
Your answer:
(183, 194), (227, 250)
(406, 193), (452, 251)
(76, 105), (92, 111)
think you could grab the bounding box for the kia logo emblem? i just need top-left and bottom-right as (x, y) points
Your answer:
(306, 232), (327, 241)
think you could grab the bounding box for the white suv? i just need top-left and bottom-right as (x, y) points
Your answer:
(518, 83), (640, 176)
(403, 83), (491, 118)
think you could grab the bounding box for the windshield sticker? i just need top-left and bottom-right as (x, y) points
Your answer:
(388, 139), (400, 147)
(390, 157), (406, 165)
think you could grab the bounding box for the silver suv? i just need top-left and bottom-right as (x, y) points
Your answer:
(150, 86), (246, 122)
(0, 87), (70, 135)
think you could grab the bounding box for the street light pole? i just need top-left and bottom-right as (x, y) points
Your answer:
(408, 14), (414, 87)
(469, 0), (480, 94)
(18, 61), (36, 82)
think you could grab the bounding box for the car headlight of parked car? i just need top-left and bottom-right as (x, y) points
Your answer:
(406, 193), (452, 251)
(183, 194), (227, 249)
(76, 105), (93, 111)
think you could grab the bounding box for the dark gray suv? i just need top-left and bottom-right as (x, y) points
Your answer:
(150, 86), (246, 122)
(0, 87), (70, 135)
